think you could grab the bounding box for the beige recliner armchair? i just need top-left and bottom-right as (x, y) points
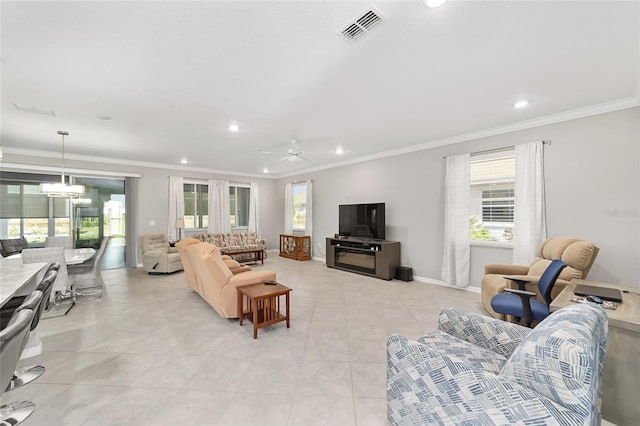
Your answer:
(141, 233), (183, 274)
(175, 237), (251, 292)
(481, 237), (599, 319)
(182, 241), (276, 318)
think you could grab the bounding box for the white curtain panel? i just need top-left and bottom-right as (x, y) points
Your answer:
(305, 180), (313, 238)
(512, 141), (547, 264)
(248, 182), (261, 236)
(168, 176), (184, 242)
(284, 182), (293, 235)
(441, 153), (471, 288)
(209, 179), (231, 233)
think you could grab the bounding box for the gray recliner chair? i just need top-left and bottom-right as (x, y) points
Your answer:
(141, 233), (183, 274)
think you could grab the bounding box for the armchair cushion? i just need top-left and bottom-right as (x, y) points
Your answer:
(387, 304), (608, 426)
(501, 304), (608, 418)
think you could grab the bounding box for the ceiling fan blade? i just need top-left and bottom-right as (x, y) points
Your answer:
(256, 147), (279, 154)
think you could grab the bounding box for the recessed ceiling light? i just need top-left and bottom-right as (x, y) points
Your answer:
(228, 123), (239, 132)
(263, 168), (269, 174)
(514, 100), (529, 108)
(181, 159), (188, 164)
(97, 114), (111, 120)
(426, 0), (448, 8)
(336, 147), (344, 154)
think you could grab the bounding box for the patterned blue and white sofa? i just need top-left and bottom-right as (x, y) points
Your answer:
(387, 304), (608, 425)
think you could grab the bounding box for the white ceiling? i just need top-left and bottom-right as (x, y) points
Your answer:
(2, 1), (639, 178)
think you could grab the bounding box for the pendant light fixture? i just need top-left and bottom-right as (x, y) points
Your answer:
(40, 130), (85, 198)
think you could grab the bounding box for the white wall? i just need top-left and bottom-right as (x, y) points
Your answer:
(3, 154), (281, 252)
(280, 107), (640, 288)
(6, 107), (639, 288)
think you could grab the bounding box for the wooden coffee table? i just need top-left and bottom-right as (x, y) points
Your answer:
(237, 282), (291, 339)
(222, 248), (264, 265)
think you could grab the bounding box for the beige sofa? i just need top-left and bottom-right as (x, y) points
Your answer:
(177, 240), (275, 318)
(481, 237), (599, 319)
(141, 233), (183, 274)
(192, 232), (266, 257)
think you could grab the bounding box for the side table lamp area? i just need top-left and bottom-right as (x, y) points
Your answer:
(550, 278), (640, 426)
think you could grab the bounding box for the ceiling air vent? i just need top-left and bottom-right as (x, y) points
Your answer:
(338, 6), (387, 44)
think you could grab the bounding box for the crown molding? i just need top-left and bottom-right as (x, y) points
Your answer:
(2, 147), (270, 179)
(276, 97), (640, 178)
(5, 97), (638, 180)
(0, 162), (142, 178)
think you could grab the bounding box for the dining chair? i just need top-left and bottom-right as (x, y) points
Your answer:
(69, 236), (111, 302)
(2, 289), (47, 391)
(0, 309), (36, 425)
(44, 235), (73, 249)
(21, 248), (74, 315)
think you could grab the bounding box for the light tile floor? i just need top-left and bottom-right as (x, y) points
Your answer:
(2, 256), (484, 426)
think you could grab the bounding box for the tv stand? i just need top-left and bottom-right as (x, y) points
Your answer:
(326, 237), (400, 280)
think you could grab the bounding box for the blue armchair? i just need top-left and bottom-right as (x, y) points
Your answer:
(387, 304), (608, 425)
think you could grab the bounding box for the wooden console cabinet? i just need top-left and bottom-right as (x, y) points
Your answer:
(279, 234), (311, 261)
(326, 237), (400, 280)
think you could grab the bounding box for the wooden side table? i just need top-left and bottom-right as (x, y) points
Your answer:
(550, 279), (640, 426)
(237, 283), (291, 339)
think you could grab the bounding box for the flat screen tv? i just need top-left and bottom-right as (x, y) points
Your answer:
(338, 203), (385, 240)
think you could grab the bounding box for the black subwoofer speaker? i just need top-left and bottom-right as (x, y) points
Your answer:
(395, 266), (413, 282)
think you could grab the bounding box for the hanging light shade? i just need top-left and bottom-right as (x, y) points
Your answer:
(40, 131), (85, 198)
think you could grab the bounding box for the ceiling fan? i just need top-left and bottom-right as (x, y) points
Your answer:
(259, 139), (316, 163)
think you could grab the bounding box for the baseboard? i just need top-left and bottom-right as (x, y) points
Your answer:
(412, 275), (481, 293)
(303, 257), (481, 293)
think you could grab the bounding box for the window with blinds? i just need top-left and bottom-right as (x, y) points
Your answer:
(0, 181), (70, 243)
(470, 151), (515, 243)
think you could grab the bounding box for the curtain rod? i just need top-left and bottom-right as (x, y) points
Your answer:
(443, 139), (551, 159)
(284, 179), (313, 185)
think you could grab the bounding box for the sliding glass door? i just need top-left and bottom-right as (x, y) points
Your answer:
(72, 178), (125, 268)
(0, 172), (126, 269)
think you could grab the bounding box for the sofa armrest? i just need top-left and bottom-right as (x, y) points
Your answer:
(168, 246), (178, 254)
(386, 334), (585, 425)
(436, 307), (531, 358)
(484, 264), (529, 275)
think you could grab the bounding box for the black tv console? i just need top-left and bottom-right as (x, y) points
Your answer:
(325, 237), (400, 280)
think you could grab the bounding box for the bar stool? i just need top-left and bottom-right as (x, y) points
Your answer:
(0, 308), (36, 425)
(9, 270), (57, 390)
(0, 267), (58, 391)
